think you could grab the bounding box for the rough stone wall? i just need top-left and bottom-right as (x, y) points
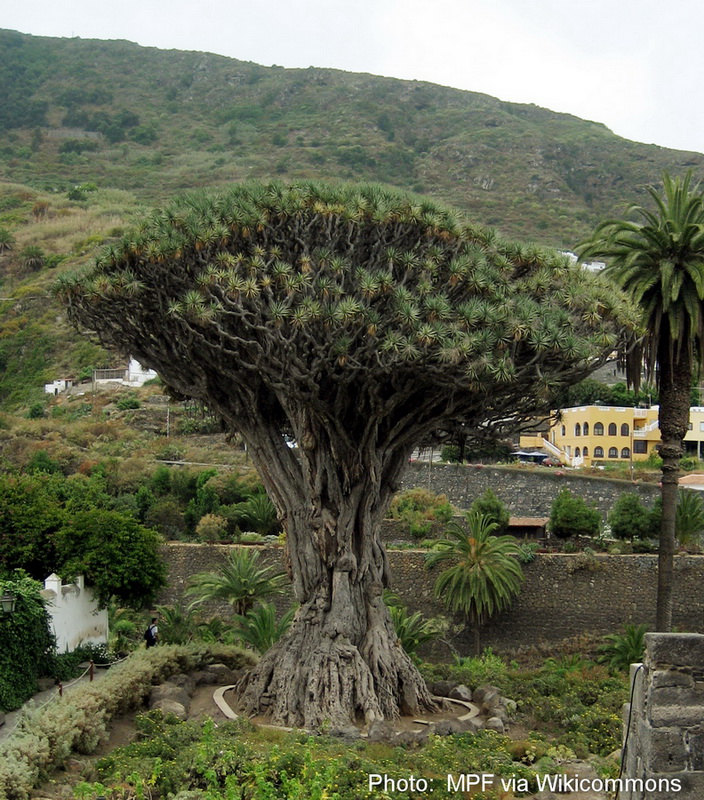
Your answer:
(158, 544), (704, 654)
(623, 633), (704, 800)
(400, 462), (660, 516)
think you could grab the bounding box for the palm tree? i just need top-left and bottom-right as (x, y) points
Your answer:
(579, 172), (704, 631)
(232, 602), (296, 654)
(675, 489), (704, 549)
(186, 547), (288, 616)
(425, 510), (524, 655)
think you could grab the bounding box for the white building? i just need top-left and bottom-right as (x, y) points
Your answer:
(40, 574), (108, 653)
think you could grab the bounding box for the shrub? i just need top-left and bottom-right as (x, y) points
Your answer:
(549, 489), (600, 538)
(195, 513), (228, 543)
(608, 493), (653, 541)
(440, 444), (461, 463)
(0, 572), (55, 712)
(115, 394), (140, 410)
(388, 488), (455, 535)
(469, 489), (510, 533)
(0, 644), (256, 799)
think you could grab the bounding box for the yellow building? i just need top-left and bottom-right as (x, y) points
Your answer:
(521, 405), (704, 467)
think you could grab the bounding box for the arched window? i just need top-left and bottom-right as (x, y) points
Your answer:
(575, 423), (581, 436)
(594, 422), (604, 436)
(594, 446), (604, 458)
(583, 422), (589, 436)
(575, 447), (581, 457)
(621, 423), (630, 436)
(621, 447), (631, 459)
(583, 446), (589, 456)
(561, 425), (566, 436)
(608, 422), (617, 436)
(608, 447), (619, 458)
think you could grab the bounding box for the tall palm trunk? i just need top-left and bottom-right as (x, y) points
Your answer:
(655, 342), (692, 631)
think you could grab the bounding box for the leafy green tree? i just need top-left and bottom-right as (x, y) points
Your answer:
(58, 180), (634, 727)
(0, 571), (56, 711)
(186, 548), (287, 616)
(232, 602), (296, 654)
(155, 603), (200, 645)
(0, 473), (64, 578)
(469, 489), (510, 534)
(549, 489), (601, 539)
(55, 510), (167, 609)
(19, 245), (45, 271)
(580, 172), (704, 630)
(608, 493), (654, 541)
(426, 510), (524, 655)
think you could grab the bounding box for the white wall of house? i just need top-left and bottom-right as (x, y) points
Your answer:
(40, 574), (108, 653)
(125, 358), (157, 386)
(44, 379), (74, 395)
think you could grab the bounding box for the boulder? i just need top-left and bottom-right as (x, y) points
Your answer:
(152, 699), (188, 720)
(167, 673), (196, 696)
(429, 680), (457, 697)
(200, 663), (240, 685)
(448, 684), (473, 703)
(430, 719), (465, 736)
(367, 719), (397, 743)
(484, 716), (505, 734)
(149, 684), (191, 710)
(327, 724), (361, 742)
(473, 685), (501, 706)
(394, 728), (430, 747)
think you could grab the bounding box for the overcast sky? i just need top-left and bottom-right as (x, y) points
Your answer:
(3, 0), (702, 154)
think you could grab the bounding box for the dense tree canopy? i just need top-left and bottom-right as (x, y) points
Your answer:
(58, 181), (636, 727)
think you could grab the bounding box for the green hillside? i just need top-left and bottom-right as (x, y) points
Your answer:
(0, 28), (703, 410)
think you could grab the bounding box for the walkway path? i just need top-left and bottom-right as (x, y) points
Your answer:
(0, 665), (109, 744)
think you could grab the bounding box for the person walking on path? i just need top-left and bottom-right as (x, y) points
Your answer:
(144, 617), (159, 648)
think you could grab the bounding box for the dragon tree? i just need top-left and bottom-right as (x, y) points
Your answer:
(57, 181), (635, 728)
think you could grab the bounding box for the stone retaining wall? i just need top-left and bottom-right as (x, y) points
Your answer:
(158, 544), (704, 654)
(400, 462), (660, 517)
(623, 633), (704, 800)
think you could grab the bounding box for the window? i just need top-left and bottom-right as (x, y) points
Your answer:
(594, 446), (604, 458)
(621, 423), (630, 436)
(621, 447), (631, 459)
(594, 422), (604, 436)
(575, 447), (581, 457)
(608, 423), (617, 436)
(583, 446), (589, 456)
(561, 425), (566, 436)
(608, 447), (618, 458)
(575, 423), (581, 436)
(634, 441), (648, 454)
(583, 422), (589, 435)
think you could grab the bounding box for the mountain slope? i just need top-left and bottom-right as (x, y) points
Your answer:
(1, 29), (703, 410)
(2, 28), (703, 247)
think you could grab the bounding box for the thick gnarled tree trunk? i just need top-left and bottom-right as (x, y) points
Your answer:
(234, 417), (436, 729)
